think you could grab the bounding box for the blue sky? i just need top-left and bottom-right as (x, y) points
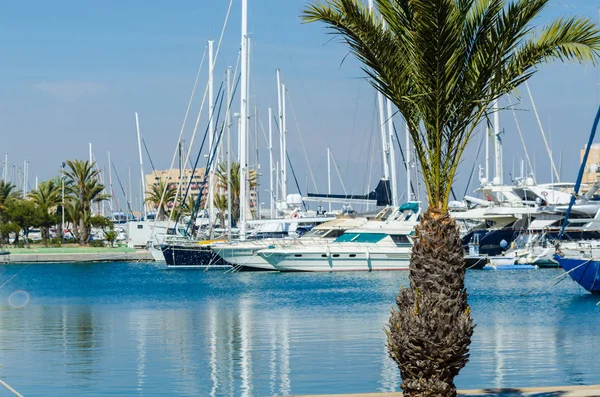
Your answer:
(1, 0), (599, 210)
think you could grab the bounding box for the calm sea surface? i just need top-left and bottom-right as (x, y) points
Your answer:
(0, 263), (597, 396)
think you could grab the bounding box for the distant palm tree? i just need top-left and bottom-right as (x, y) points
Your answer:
(28, 180), (61, 245)
(145, 178), (177, 220)
(215, 162), (257, 225)
(62, 159), (109, 245)
(213, 193), (228, 228)
(303, 0), (600, 395)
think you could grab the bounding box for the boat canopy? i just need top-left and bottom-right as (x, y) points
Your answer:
(334, 233), (387, 243)
(399, 202), (419, 212)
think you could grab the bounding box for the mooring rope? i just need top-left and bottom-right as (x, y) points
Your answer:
(520, 259), (592, 296)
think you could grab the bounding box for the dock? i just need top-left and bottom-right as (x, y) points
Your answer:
(295, 384), (600, 396)
(0, 247), (153, 263)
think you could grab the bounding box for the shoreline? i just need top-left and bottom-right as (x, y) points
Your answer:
(0, 247), (153, 263)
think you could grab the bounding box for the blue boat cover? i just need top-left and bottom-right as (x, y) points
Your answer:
(334, 233), (387, 243)
(399, 202), (419, 212)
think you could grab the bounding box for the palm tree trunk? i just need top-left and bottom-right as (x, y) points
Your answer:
(388, 210), (474, 397)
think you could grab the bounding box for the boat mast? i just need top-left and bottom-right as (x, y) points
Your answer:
(327, 147), (331, 212)
(281, 83), (288, 203)
(377, 89), (390, 181)
(108, 151), (114, 216)
(239, 0), (248, 240)
(135, 112), (147, 220)
(208, 39), (215, 235)
(386, 99), (398, 206)
(268, 106), (274, 218)
(22, 160), (27, 198)
(493, 99), (503, 185)
(406, 122), (411, 201)
(276, 69), (286, 202)
(226, 67), (233, 239)
(3, 153), (7, 182)
(254, 104), (260, 220)
(369, 0), (390, 184)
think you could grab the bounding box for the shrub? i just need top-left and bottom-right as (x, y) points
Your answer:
(89, 240), (105, 248)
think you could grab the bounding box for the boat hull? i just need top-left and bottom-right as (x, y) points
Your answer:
(212, 244), (277, 271)
(260, 250), (410, 272)
(161, 244), (229, 269)
(555, 255), (600, 293)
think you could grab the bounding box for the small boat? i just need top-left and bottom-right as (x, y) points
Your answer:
(483, 262), (539, 270)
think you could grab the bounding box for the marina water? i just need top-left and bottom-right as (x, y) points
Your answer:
(0, 263), (598, 396)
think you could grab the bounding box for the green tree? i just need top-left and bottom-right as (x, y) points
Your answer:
(0, 181), (20, 243)
(215, 162), (257, 226)
(303, 1), (600, 395)
(6, 198), (41, 247)
(145, 178), (177, 220)
(62, 159), (110, 245)
(28, 180), (61, 245)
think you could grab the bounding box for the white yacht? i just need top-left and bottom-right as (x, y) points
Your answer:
(257, 202), (420, 272)
(210, 218), (342, 270)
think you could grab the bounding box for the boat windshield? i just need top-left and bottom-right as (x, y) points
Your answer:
(302, 229), (330, 238)
(334, 233), (387, 243)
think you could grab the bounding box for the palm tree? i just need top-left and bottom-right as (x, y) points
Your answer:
(145, 178), (177, 220)
(215, 162), (257, 225)
(28, 180), (61, 245)
(303, 1), (600, 395)
(62, 159), (110, 245)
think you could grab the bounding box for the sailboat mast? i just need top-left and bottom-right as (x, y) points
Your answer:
(135, 112), (147, 220)
(327, 148), (331, 212)
(386, 99), (398, 206)
(239, 0), (248, 240)
(493, 99), (502, 185)
(108, 151), (114, 214)
(281, 83), (288, 202)
(226, 67), (233, 239)
(406, 123), (411, 201)
(276, 69), (285, 202)
(268, 106), (274, 218)
(208, 39), (215, 235)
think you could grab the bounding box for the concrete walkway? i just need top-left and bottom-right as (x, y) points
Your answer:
(295, 384), (600, 396)
(0, 248), (153, 263)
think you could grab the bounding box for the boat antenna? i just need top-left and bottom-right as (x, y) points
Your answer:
(558, 105), (600, 240)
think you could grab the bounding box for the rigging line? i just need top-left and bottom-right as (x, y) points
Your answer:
(111, 161), (135, 218)
(175, 81), (226, 228)
(0, 264), (29, 290)
(392, 121), (416, 197)
(187, 104), (230, 236)
(463, 130), (486, 198)
(178, 74), (241, 233)
(506, 94), (536, 183)
(525, 82), (560, 182)
(286, 152), (306, 210)
(329, 150), (348, 195)
(141, 139), (157, 175)
(345, 79), (362, 175)
(285, 89), (319, 193)
(157, 0), (233, 233)
(183, 0), (233, 166)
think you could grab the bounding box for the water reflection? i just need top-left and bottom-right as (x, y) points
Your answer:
(0, 265), (598, 396)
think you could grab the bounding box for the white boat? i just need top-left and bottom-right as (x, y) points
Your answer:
(211, 216), (364, 271)
(257, 202), (420, 272)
